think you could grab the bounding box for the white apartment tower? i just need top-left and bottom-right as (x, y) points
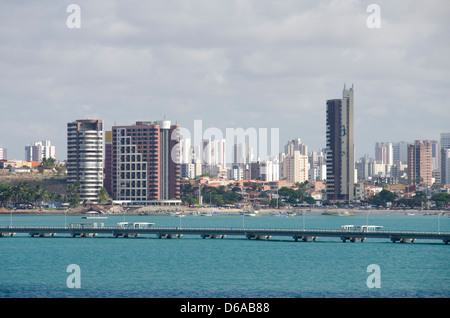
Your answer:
(25, 140), (57, 163)
(67, 119), (104, 203)
(283, 150), (309, 183)
(0, 147), (6, 160)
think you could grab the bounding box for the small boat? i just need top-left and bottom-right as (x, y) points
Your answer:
(81, 211), (108, 219)
(244, 210), (260, 217)
(171, 211), (186, 217)
(200, 211), (218, 216)
(333, 210), (355, 216)
(406, 213), (415, 216)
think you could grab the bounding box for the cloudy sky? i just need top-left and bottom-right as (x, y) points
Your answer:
(1, 0), (449, 161)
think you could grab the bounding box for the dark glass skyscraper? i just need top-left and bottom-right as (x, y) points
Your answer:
(326, 85), (355, 202)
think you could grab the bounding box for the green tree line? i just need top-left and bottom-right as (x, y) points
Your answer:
(368, 189), (450, 208)
(0, 182), (110, 208)
(0, 182), (64, 207)
(180, 182), (316, 207)
(181, 184), (244, 206)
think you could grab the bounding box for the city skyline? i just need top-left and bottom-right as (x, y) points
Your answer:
(1, 1), (449, 160)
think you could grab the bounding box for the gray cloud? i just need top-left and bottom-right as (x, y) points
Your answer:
(0, 0), (449, 160)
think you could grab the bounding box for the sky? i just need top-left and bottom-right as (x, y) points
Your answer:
(1, 0), (449, 162)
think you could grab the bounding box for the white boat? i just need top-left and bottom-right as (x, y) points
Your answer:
(200, 211), (218, 216)
(81, 211), (108, 219)
(244, 210), (260, 217)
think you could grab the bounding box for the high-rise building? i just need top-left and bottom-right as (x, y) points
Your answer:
(285, 138), (308, 156)
(283, 150), (308, 184)
(202, 138), (226, 166)
(393, 141), (410, 163)
(179, 138), (192, 164)
(326, 85), (355, 201)
(108, 120), (180, 202)
(441, 148), (450, 185)
(407, 140), (433, 186)
(0, 147), (6, 160)
(375, 142), (393, 165)
(104, 131), (113, 196)
(67, 119), (104, 203)
(233, 143), (251, 166)
(430, 140), (440, 171)
(25, 140), (57, 163)
(260, 157), (280, 182)
(439, 133), (450, 185)
(441, 133), (450, 149)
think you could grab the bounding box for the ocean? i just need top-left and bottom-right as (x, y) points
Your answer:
(0, 212), (449, 298)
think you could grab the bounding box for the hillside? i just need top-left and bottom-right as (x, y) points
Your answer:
(0, 169), (67, 195)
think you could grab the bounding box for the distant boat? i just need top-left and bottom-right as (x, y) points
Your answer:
(334, 211), (356, 216)
(171, 211), (186, 217)
(81, 211), (108, 219)
(406, 213), (415, 216)
(200, 211), (218, 216)
(321, 210), (333, 215)
(244, 210), (260, 217)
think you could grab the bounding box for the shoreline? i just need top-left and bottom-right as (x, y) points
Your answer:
(0, 207), (446, 215)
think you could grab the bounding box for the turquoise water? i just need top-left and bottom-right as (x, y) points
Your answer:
(0, 213), (449, 298)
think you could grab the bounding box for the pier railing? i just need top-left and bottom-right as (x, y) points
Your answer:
(0, 225), (449, 243)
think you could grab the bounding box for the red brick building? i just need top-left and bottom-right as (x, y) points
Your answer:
(105, 120), (180, 203)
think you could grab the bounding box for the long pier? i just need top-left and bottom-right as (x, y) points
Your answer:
(1, 225), (449, 244)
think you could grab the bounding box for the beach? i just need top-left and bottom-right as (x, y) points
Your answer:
(0, 205), (444, 215)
